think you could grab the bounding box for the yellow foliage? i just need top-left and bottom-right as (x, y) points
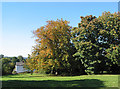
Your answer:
(31, 18), (71, 71)
(113, 47), (116, 49)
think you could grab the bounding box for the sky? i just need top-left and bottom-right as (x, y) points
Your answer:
(1, 2), (118, 57)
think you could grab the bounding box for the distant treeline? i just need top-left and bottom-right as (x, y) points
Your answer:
(0, 55), (25, 75)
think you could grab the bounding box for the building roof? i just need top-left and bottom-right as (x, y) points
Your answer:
(16, 62), (24, 66)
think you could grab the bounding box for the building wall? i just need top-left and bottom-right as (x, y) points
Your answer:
(15, 65), (28, 73)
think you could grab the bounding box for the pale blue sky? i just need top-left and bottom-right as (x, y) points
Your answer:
(1, 2), (118, 57)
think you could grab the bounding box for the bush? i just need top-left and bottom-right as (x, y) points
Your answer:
(12, 71), (17, 74)
(33, 70), (38, 73)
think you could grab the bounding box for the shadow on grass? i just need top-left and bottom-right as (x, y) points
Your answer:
(1, 87), (120, 89)
(7, 76), (45, 78)
(1, 79), (120, 89)
(1, 79), (107, 88)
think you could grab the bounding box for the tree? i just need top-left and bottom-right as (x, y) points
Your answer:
(99, 12), (120, 73)
(24, 54), (39, 75)
(11, 57), (19, 65)
(31, 19), (75, 75)
(71, 12), (120, 74)
(71, 15), (100, 74)
(10, 57), (20, 72)
(0, 58), (14, 75)
(0, 54), (4, 59)
(18, 55), (24, 62)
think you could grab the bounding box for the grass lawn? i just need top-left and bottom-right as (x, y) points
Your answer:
(1, 73), (120, 89)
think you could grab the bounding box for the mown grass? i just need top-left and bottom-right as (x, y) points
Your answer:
(1, 73), (119, 89)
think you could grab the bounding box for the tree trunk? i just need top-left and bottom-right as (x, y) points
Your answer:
(31, 70), (33, 75)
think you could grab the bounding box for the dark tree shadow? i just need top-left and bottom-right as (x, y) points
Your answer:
(1, 79), (106, 88)
(7, 76), (45, 78)
(1, 87), (120, 89)
(1, 79), (119, 89)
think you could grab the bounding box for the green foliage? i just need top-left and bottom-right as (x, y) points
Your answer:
(11, 57), (19, 64)
(0, 56), (25, 75)
(72, 12), (120, 74)
(0, 58), (14, 75)
(12, 70), (17, 74)
(0, 54), (4, 59)
(18, 55), (25, 62)
(98, 12), (120, 73)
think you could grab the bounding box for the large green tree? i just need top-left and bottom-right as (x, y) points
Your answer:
(0, 58), (14, 75)
(99, 12), (120, 73)
(71, 12), (120, 74)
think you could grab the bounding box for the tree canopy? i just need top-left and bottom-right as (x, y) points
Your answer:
(26, 19), (76, 75)
(71, 12), (120, 74)
(25, 11), (120, 75)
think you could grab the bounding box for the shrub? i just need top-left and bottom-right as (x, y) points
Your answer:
(12, 71), (17, 74)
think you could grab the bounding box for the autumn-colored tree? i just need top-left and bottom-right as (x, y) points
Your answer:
(24, 54), (39, 75)
(32, 19), (74, 75)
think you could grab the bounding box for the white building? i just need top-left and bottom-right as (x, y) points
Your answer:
(15, 62), (28, 73)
